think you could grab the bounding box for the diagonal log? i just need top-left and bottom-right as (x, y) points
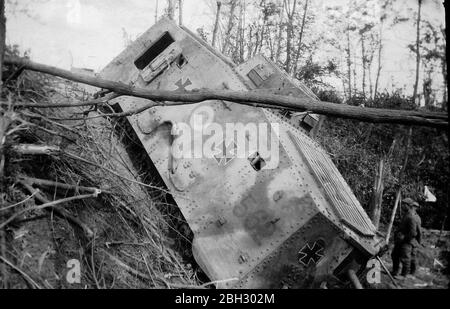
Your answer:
(4, 56), (448, 128)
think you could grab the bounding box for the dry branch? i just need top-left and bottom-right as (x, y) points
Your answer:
(18, 181), (94, 238)
(1, 186), (98, 230)
(11, 144), (60, 155)
(0, 92), (120, 109)
(4, 56), (448, 128)
(0, 256), (42, 289)
(17, 175), (108, 194)
(12, 143), (169, 192)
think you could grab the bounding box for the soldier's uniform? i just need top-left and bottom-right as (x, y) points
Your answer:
(391, 198), (422, 277)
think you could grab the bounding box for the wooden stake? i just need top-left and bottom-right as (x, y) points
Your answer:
(385, 127), (413, 243)
(385, 190), (401, 243)
(370, 158), (384, 229)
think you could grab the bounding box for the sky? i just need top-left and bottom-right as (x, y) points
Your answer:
(6, 0), (213, 70)
(4, 0), (446, 98)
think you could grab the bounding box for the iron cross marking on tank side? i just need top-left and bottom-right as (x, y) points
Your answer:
(214, 140), (237, 166)
(298, 241), (324, 266)
(175, 78), (192, 91)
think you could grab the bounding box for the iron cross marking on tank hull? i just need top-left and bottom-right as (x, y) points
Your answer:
(298, 241), (324, 266)
(175, 78), (192, 91)
(214, 140), (237, 166)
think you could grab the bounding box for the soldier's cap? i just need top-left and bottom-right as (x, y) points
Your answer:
(403, 197), (419, 207)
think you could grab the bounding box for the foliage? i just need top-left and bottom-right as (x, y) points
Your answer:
(315, 89), (449, 230)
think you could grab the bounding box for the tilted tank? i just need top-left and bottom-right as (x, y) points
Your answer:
(99, 17), (383, 288)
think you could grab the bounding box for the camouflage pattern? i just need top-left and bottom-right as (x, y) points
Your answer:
(100, 17), (384, 288)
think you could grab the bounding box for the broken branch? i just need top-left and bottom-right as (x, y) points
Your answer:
(18, 181), (94, 238)
(17, 175), (109, 195)
(0, 256), (42, 289)
(11, 144), (61, 155)
(0, 188), (98, 230)
(0, 92), (120, 109)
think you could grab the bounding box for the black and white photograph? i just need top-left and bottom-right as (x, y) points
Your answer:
(0, 0), (448, 295)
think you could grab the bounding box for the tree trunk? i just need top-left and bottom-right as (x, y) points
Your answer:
(368, 62), (373, 99)
(275, 3), (285, 64)
(284, 0), (297, 73)
(374, 25), (383, 98)
(0, 0), (5, 175)
(352, 54), (357, 98)
(0, 0), (5, 94)
(412, 0), (422, 103)
(0, 0), (8, 287)
(346, 26), (352, 99)
(212, 1), (222, 49)
(4, 56), (448, 128)
(167, 0), (175, 20)
(155, 0), (159, 24)
(291, 0), (309, 75)
(178, 0), (183, 26)
(237, 1), (246, 63)
(221, 0), (237, 55)
(441, 26), (447, 110)
(361, 33), (366, 100)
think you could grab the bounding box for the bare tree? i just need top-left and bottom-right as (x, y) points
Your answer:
(167, 0), (175, 20)
(412, 0), (422, 103)
(374, 24), (383, 98)
(440, 26), (447, 109)
(361, 31), (366, 99)
(0, 0), (7, 288)
(374, 0), (392, 98)
(212, 1), (222, 48)
(291, 0), (309, 75)
(0, 0), (4, 94)
(237, 1), (246, 62)
(155, 0), (159, 24)
(283, 0), (297, 73)
(178, 0), (183, 26)
(346, 25), (353, 99)
(222, 0), (238, 55)
(275, 3), (285, 64)
(359, 24), (376, 100)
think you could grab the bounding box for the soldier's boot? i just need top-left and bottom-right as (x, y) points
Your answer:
(410, 247), (417, 275)
(400, 243), (412, 277)
(410, 259), (417, 276)
(400, 264), (410, 277)
(391, 265), (400, 277)
(391, 245), (401, 276)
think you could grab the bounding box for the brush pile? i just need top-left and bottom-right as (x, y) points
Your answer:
(0, 60), (203, 288)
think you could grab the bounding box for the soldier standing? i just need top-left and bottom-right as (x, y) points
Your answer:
(391, 198), (422, 278)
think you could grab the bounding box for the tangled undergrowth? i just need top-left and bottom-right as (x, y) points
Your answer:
(0, 67), (205, 289)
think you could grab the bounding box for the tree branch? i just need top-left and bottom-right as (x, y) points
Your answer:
(17, 181), (94, 238)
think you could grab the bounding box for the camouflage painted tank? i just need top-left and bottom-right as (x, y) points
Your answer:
(99, 17), (383, 288)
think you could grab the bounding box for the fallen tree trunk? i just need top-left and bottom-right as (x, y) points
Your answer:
(4, 56), (448, 128)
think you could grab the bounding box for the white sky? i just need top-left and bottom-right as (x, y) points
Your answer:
(5, 0), (446, 97)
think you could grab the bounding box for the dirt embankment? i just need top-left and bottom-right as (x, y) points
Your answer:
(1, 71), (202, 288)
